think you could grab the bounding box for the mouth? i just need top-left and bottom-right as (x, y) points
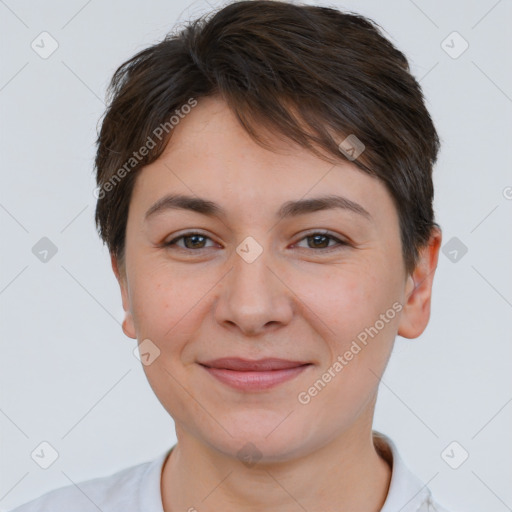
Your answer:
(198, 357), (312, 391)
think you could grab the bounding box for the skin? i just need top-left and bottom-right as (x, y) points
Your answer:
(111, 95), (442, 511)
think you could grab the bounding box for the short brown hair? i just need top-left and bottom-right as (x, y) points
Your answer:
(94, 0), (441, 276)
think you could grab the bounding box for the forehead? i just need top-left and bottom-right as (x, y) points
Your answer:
(129, 96), (398, 228)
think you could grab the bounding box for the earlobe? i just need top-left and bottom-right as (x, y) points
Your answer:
(122, 313), (137, 340)
(397, 227), (442, 339)
(111, 253), (137, 340)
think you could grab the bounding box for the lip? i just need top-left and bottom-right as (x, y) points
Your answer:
(200, 357), (310, 371)
(199, 357), (312, 391)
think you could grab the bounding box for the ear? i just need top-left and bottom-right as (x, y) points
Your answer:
(111, 253), (137, 340)
(397, 227), (442, 339)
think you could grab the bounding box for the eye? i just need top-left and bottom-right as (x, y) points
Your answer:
(164, 232), (217, 250)
(293, 231), (349, 251)
(163, 230), (349, 253)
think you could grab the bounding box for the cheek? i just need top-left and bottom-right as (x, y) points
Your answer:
(128, 269), (182, 342)
(128, 263), (217, 351)
(288, 260), (402, 397)
(291, 259), (397, 336)
(295, 267), (401, 420)
(128, 269), (202, 413)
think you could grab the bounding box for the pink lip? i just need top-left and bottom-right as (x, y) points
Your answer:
(200, 357), (310, 371)
(199, 358), (312, 391)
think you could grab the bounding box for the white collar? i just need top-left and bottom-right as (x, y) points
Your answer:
(373, 431), (439, 511)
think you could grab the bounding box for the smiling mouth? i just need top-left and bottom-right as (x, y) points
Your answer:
(198, 357), (312, 391)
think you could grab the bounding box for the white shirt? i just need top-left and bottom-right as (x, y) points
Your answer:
(9, 432), (451, 512)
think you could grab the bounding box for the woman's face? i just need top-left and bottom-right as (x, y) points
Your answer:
(114, 95), (424, 461)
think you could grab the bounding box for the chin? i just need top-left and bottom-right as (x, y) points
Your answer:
(200, 413), (317, 462)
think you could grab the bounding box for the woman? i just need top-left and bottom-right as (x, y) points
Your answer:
(11, 1), (449, 510)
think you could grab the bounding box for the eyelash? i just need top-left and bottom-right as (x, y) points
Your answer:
(164, 230), (349, 254)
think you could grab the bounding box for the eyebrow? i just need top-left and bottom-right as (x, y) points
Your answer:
(144, 193), (372, 222)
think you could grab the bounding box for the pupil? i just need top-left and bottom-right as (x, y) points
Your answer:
(310, 235), (328, 248)
(185, 235), (205, 249)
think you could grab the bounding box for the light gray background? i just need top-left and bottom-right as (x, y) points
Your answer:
(1, 0), (511, 510)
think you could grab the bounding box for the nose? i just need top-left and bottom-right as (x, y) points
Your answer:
(213, 245), (294, 337)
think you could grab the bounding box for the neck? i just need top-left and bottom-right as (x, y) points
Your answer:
(161, 420), (392, 512)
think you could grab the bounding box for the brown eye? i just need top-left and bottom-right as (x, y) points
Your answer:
(165, 233), (215, 250)
(307, 234), (331, 249)
(294, 231), (348, 251)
